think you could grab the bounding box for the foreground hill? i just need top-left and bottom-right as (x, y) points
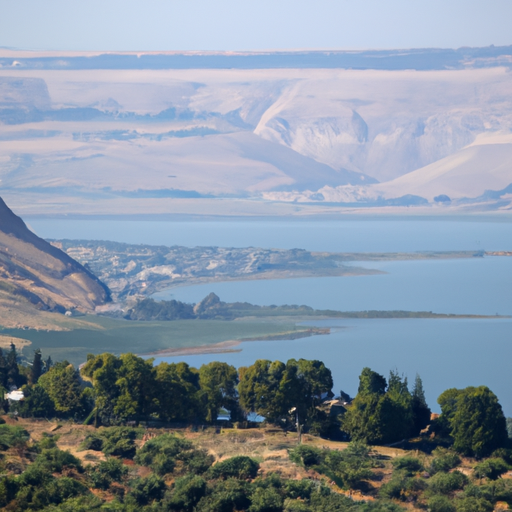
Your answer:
(0, 196), (109, 326)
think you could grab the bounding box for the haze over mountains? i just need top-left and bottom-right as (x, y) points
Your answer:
(1, 47), (512, 216)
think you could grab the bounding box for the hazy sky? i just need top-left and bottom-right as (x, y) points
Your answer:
(1, 0), (511, 52)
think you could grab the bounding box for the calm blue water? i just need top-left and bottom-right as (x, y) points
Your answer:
(27, 217), (512, 252)
(152, 318), (512, 415)
(27, 218), (512, 414)
(154, 258), (512, 316)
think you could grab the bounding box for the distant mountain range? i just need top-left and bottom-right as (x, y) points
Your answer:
(2, 46), (512, 70)
(1, 47), (511, 215)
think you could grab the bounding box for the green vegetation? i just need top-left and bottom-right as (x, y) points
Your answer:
(341, 368), (431, 444)
(437, 386), (508, 457)
(125, 294), (500, 322)
(1, 315), (302, 367)
(0, 347), (511, 510)
(290, 442), (378, 490)
(239, 359), (334, 437)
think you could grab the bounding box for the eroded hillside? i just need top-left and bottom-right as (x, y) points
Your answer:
(0, 196), (110, 327)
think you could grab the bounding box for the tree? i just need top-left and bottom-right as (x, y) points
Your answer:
(448, 386), (508, 457)
(380, 370), (413, 442)
(238, 360), (288, 423)
(81, 353), (123, 425)
(279, 359), (333, 440)
(342, 368), (387, 443)
(0, 348), (7, 389)
(154, 362), (203, 422)
(411, 374), (431, 436)
(358, 367), (387, 395)
(6, 343), (23, 388)
(114, 353), (156, 423)
(29, 349), (43, 385)
(38, 361), (87, 418)
(437, 388), (463, 436)
(343, 368), (415, 444)
(199, 362), (238, 423)
(18, 384), (55, 418)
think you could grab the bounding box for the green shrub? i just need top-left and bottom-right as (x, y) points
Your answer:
(195, 478), (251, 512)
(473, 458), (509, 480)
(14, 474), (88, 510)
(428, 470), (468, 495)
(135, 433), (213, 476)
(454, 496), (493, 512)
(491, 447), (512, 465)
(391, 456), (424, 475)
(89, 458), (128, 489)
(164, 474), (207, 512)
(0, 476), (17, 508)
(126, 474), (166, 506)
(0, 424), (30, 450)
(37, 495), (104, 511)
(283, 498), (312, 512)
(207, 456), (260, 480)
(248, 486), (284, 512)
(289, 445), (323, 468)
(323, 442), (375, 489)
(34, 448), (83, 473)
(79, 433), (103, 452)
(427, 495), (456, 512)
(37, 433), (59, 451)
(379, 470), (427, 501)
(101, 427), (142, 458)
(284, 479), (315, 500)
(429, 448), (461, 474)
(490, 479), (512, 504)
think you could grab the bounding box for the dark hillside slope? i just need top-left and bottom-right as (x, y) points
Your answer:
(0, 197), (110, 313)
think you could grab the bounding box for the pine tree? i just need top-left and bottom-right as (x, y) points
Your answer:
(44, 356), (53, 373)
(30, 349), (43, 385)
(0, 348), (7, 388)
(6, 343), (21, 388)
(411, 374), (431, 436)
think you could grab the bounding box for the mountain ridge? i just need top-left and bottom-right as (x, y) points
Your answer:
(0, 196), (110, 317)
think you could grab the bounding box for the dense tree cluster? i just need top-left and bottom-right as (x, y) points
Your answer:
(2, 347), (510, 460)
(341, 368), (432, 444)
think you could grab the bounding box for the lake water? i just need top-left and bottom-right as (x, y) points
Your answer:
(154, 258), (512, 316)
(27, 217), (512, 252)
(28, 217), (512, 414)
(152, 318), (512, 416)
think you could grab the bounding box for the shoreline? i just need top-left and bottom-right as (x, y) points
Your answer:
(147, 266), (382, 298)
(140, 327), (330, 358)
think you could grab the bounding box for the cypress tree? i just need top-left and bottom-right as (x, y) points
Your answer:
(30, 349), (43, 385)
(44, 356), (53, 373)
(6, 343), (21, 388)
(411, 374), (431, 436)
(0, 348), (7, 388)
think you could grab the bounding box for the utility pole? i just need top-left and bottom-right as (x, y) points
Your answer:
(296, 408), (301, 444)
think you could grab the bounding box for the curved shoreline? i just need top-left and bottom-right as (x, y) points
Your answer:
(140, 327), (331, 358)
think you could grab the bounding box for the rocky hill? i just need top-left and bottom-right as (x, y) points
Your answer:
(0, 196), (110, 322)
